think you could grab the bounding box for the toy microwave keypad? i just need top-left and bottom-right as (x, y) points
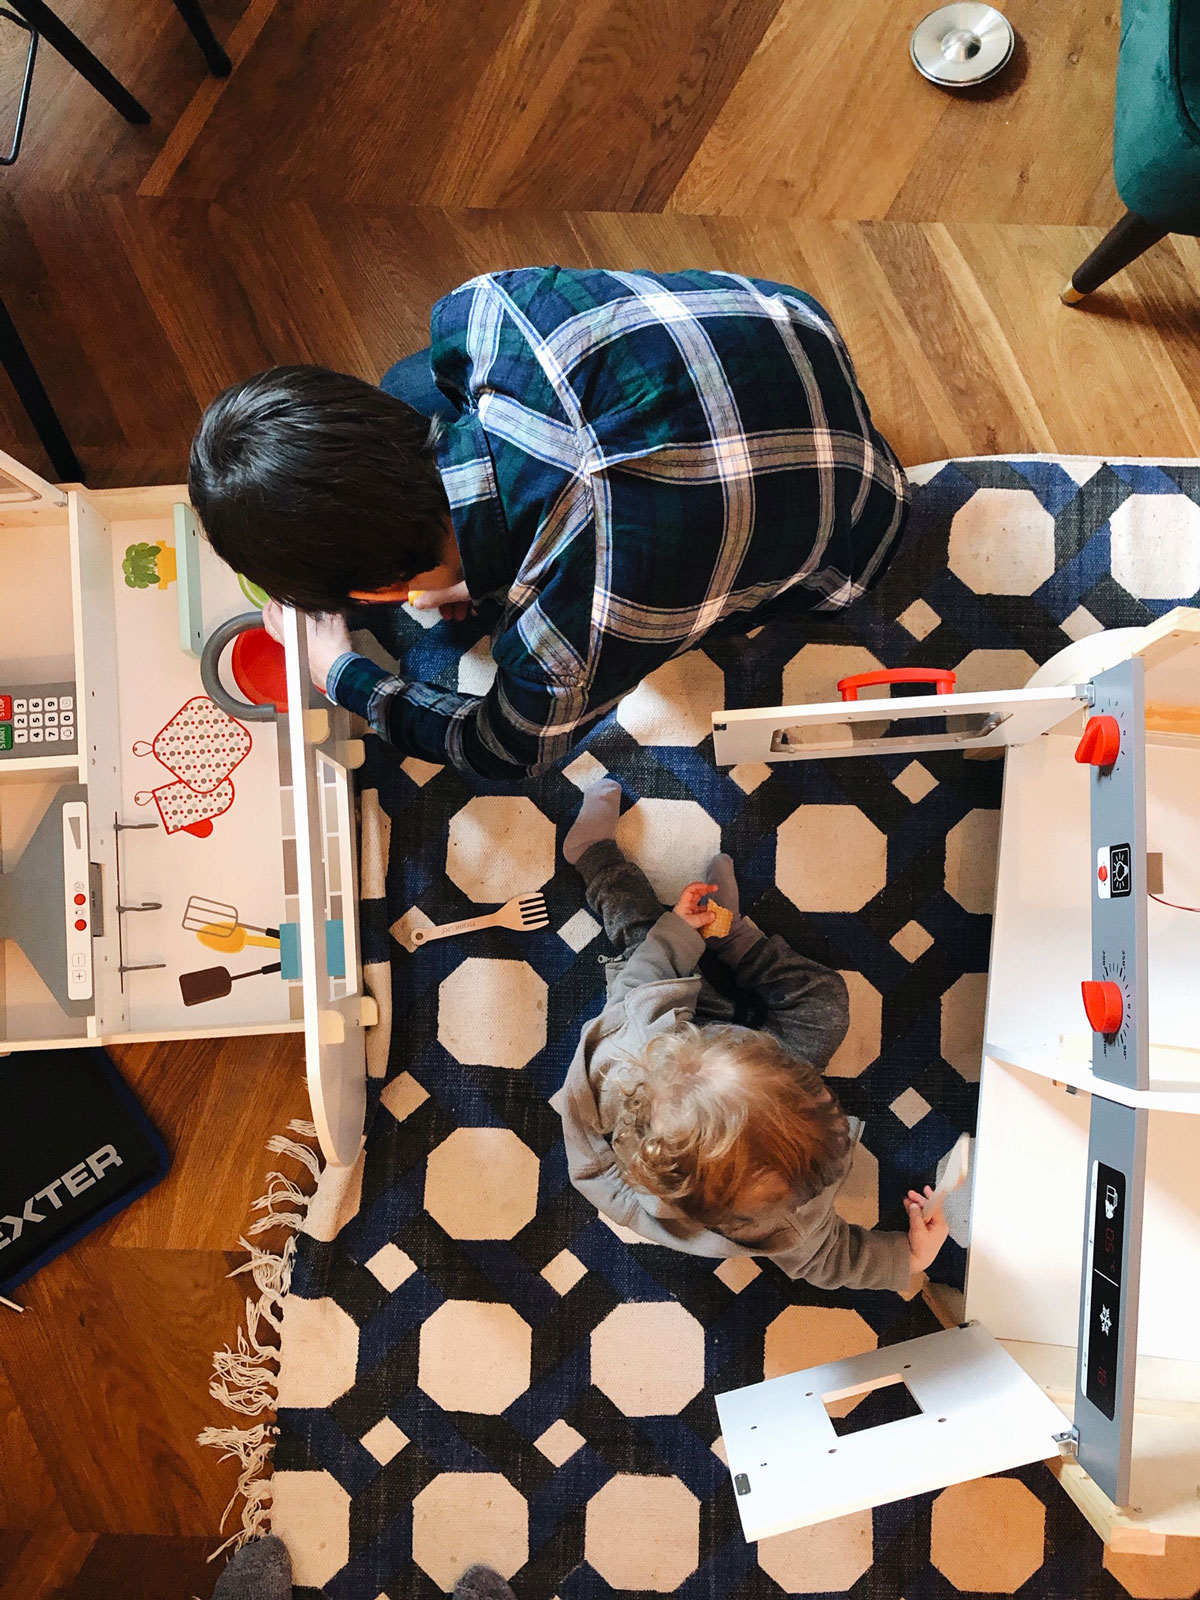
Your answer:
(0, 683), (77, 757)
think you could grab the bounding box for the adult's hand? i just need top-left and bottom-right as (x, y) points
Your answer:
(262, 599), (353, 695)
(407, 580), (473, 622)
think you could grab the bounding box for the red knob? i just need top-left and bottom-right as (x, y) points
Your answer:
(1082, 979), (1123, 1035)
(1075, 715), (1120, 768)
(74, 918), (87, 932)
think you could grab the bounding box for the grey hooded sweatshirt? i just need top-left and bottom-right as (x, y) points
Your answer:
(552, 911), (913, 1293)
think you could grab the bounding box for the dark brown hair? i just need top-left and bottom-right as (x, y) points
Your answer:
(188, 365), (449, 611)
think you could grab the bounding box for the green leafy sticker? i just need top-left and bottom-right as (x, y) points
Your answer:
(122, 541), (160, 589)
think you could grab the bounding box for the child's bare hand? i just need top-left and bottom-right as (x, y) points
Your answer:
(905, 1186), (949, 1273)
(673, 882), (718, 930)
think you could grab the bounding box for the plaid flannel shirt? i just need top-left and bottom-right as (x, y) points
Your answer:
(326, 267), (909, 779)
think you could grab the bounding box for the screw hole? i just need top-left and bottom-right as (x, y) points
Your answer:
(805, 1391), (813, 1397)
(828, 1448), (837, 1454)
(903, 1364), (911, 1370)
(938, 1417), (947, 1423)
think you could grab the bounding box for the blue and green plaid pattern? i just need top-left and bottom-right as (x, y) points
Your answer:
(328, 267), (909, 779)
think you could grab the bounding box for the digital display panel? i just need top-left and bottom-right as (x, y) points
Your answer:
(1084, 1162), (1125, 1420)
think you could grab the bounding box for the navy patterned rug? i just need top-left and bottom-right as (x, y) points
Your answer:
(262, 458), (1200, 1600)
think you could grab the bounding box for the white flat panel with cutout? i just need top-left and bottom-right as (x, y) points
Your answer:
(716, 1322), (1068, 1540)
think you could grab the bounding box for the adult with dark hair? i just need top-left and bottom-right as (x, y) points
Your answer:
(189, 267), (909, 782)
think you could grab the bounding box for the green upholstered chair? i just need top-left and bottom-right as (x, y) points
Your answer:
(1063, 0), (1200, 303)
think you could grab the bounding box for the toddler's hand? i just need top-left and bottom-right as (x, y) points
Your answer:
(673, 882), (718, 931)
(905, 1186), (949, 1273)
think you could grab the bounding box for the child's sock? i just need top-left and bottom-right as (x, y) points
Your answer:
(564, 778), (622, 864)
(704, 852), (761, 966)
(706, 852), (740, 915)
(213, 1536), (292, 1600)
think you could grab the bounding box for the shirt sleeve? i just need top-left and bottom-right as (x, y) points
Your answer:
(324, 649), (600, 780)
(427, 278), (483, 410)
(770, 1209), (914, 1293)
(604, 913), (707, 1006)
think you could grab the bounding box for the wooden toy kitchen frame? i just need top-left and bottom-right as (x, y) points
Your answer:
(0, 449), (370, 1167)
(711, 611), (1200, 1557)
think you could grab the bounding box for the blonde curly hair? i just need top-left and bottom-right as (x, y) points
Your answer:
(610, 1023), (850, 1228)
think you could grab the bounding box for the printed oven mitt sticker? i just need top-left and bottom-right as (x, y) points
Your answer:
(132, 696), (251, 794)
(135, 777), (235, 838)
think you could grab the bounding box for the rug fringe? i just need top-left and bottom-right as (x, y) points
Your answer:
(198, 1118), (323, 1552)
(196, 1422), (278, 1558)
(264, 1130), (322, 1181)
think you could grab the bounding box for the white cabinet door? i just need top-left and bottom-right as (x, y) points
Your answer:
(712, 609), (1200, 770)
(713, 685), (1086, 766)
(716, 1322), (1069, 1541)
(282, 608), (368, 1168)
(0, 446), (66, 507)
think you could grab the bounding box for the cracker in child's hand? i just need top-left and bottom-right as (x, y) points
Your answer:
(703, 901), (734, 939)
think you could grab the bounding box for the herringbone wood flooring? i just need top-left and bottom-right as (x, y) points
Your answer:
(1, 3), (1198, 1595)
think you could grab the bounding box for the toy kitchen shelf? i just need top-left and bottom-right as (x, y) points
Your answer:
(0, 449), (369, 1166)
(710, 612), (1200, 1556)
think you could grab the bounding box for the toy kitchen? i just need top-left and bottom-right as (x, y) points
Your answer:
(710, 609), (1200, 1556)
(0, 449), (370, 1166)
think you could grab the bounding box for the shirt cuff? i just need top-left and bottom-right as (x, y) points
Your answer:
(324, 651), (390, 715)
(657, 911), (708, 972)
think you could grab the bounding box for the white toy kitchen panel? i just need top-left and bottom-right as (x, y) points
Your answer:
(0, 450), (368, 1165)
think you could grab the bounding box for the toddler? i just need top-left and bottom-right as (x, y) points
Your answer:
(553, 781), (948, 1292)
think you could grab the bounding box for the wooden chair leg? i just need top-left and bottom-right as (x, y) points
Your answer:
(1061, 211), (1168, 304)
(5, 0), (150, 123)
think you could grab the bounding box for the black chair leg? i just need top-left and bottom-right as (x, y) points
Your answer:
(5, 0), (150, 123)
(1061, 211), (1168, 305)
(170, 0), (232, 76)
(0, 296), (84, 483)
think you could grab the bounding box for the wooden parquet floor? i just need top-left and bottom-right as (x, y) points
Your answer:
(2, 3), (1199, 1595)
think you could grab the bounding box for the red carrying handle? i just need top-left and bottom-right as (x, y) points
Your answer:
(837, 668), (957, 702)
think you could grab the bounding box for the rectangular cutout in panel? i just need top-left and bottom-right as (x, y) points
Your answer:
(771, 712), (1006, 753)
(824, 1373), (923, 1438)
